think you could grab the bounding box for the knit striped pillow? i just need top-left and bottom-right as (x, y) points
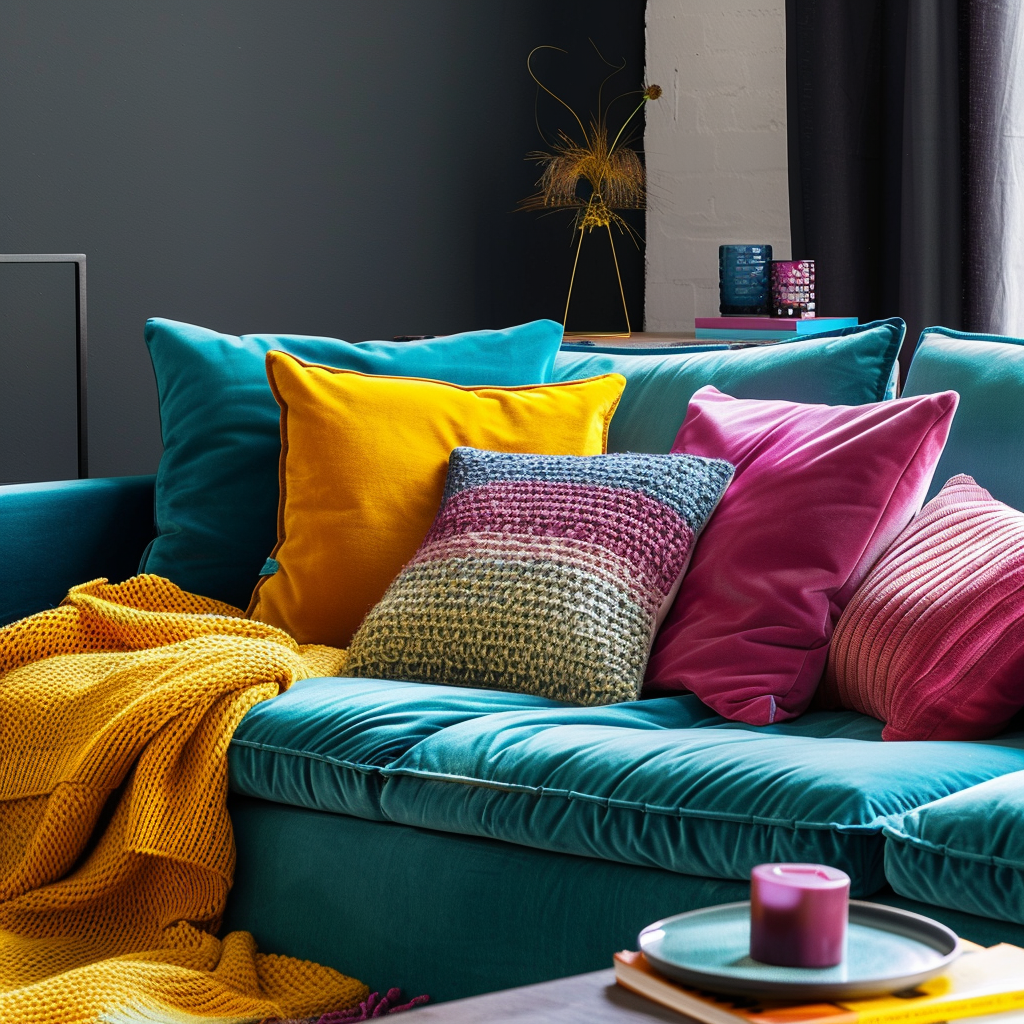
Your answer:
(346, 448), (734, 705)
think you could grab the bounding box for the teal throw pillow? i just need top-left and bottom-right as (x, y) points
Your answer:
(141, 317), (564, 608)
(553, 319), (905, 453)
(903, 327), (1024, 510)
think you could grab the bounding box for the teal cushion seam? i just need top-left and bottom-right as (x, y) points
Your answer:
(798, 318), (903, 400)
(882, 825), (1024, 870)
(230, 741), (889, 832)
(229, 738), (382, 775)
(375, 766), (885, 833)
(867, 319), (903, 399)
(884, 360), (900, 400)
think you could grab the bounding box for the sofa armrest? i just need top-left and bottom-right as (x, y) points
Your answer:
(0, 475), (156, 627)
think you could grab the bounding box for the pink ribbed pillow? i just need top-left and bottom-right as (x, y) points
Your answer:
(645, 386), (959, 724)
(821, 475), (1024, 740)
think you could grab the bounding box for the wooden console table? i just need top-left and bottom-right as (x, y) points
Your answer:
(564, 331), (780, 348)
(395, 331), (780, 349)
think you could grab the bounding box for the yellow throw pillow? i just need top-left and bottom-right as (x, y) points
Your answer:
(247, 352), (625, 647)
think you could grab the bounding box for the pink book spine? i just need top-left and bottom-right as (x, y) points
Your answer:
(695, 317), (800, 331)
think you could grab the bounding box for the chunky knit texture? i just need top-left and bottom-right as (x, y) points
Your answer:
(0, 575), (365, 1024)
(347, 448), (734, 705)
(265, 988), (429, 1022)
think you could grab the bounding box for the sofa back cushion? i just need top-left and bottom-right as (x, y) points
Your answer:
(903, 327), (1024, 510)
(552, 319), (904, 454)
(141, 317), (564, 609)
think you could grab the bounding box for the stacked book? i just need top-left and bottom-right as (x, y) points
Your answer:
(695, 317), (858, 341)
(614, 944), (1024, 1024)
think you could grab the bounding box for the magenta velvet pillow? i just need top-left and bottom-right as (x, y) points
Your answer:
(821, 475), (1024, 740)
(644, 385), (959, 724)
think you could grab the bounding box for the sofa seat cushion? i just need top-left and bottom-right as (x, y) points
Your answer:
(229, 679), (1024, 896)
(228, 677), (565, 820)
(377, 699), (1024, 896)
(883, 769), (1024, 924)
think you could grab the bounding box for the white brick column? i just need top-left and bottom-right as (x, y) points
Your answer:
(645, 0), (790, 330)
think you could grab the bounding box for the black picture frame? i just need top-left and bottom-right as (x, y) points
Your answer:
(0, 254), (88, 478)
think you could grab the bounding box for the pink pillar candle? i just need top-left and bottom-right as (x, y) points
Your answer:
(750, 863), (850, 968)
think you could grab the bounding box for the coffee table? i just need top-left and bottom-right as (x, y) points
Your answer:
(407, 968), (679, 1022)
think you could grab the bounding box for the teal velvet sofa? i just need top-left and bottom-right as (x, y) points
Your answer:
(4, 323), (1024, 1005)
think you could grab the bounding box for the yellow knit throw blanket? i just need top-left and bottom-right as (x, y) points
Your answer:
(0, 575), (366, 1024)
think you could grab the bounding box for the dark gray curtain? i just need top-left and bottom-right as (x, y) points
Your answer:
(961, 0), (1024, 334)
(787, 0), (1019, 377)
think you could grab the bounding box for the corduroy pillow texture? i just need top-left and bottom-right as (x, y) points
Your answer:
(247, 355), (626, 648)
(645, 385), (959, 724)
(821, 475), (1024, 740)
(345, 447), (735, 705)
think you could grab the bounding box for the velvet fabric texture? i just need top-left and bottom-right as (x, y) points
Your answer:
(883, 771), (1024, 926)
(224, 796), (751, 1004)
(228, 677), (1024, 898)
(223, 797), (1024, 1007)
(645, 386), (959, 724)
(822, 475), (1024, 740)
(247, 355), (624, 648)
(553, 319), (905, 454)
(903, 327), (1024, 510)
(0, 476), (155, 628)
(141, 317), (565, 610)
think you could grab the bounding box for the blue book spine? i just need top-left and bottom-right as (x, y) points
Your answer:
(795, 317), (857, 333)
(696, 322), (857, 341)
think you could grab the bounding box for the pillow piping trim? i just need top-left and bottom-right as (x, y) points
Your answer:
(882, 823), (1024, 871)
(912, 324), (1024, 361)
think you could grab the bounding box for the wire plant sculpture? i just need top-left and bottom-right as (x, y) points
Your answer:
(520, 44), (661, 336)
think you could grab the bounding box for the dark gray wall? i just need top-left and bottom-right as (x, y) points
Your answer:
(0, 1), (645, 482)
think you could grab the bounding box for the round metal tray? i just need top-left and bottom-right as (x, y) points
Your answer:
(638, 900), (961, 1000)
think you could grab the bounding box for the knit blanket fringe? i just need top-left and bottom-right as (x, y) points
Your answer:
(0, 575), (375, 1024)
(263, 987), (431, 1022)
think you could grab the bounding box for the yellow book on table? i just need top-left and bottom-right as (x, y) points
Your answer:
(613, 944), (1024, 1024)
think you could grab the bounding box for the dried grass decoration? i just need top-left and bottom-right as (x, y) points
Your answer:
(521, 45), (661, 337)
